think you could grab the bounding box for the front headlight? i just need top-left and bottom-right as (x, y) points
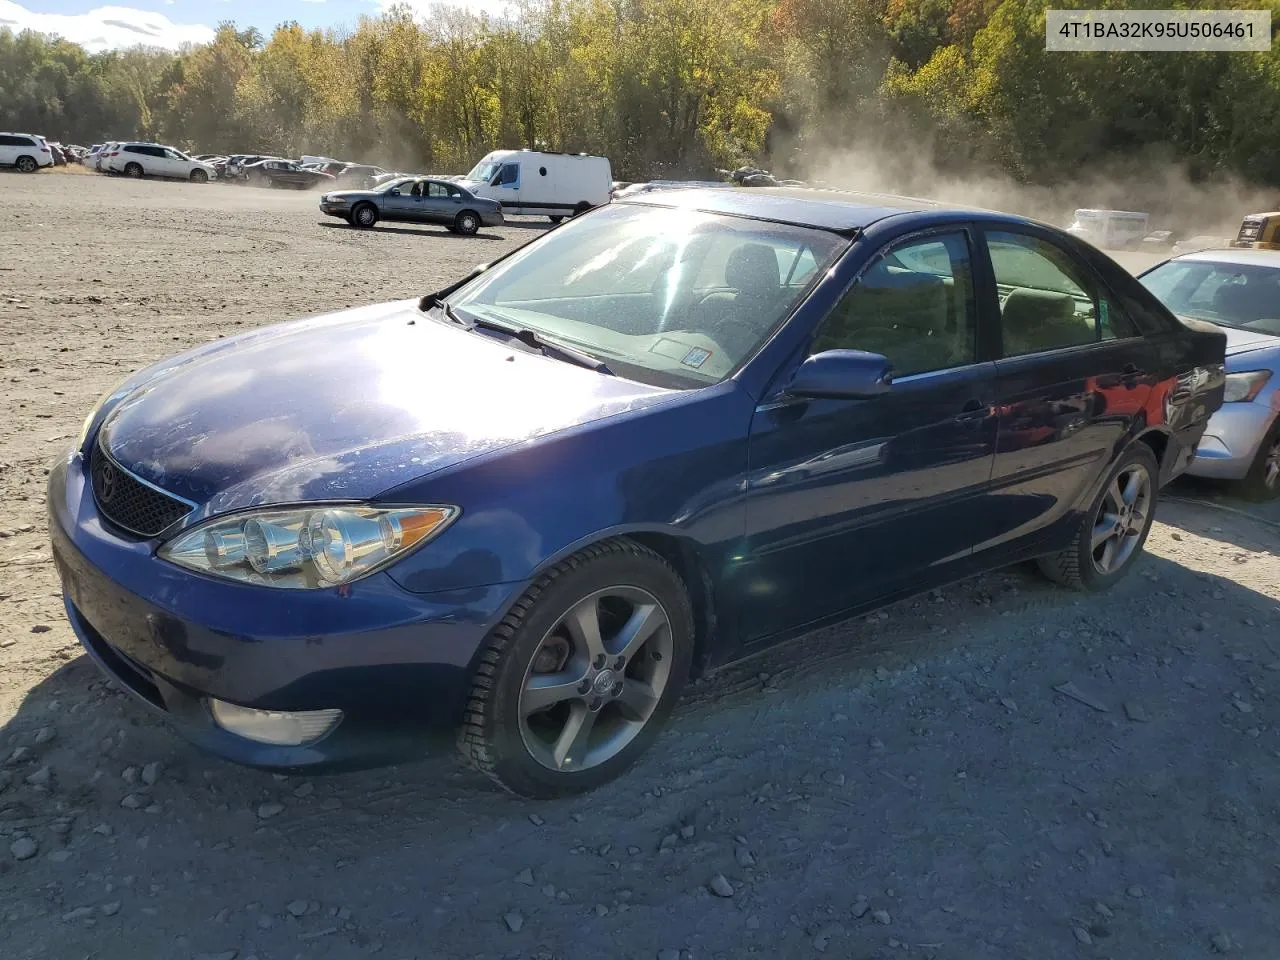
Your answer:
(1223, 370), (1272, 403)
(158, 504), (459, 589)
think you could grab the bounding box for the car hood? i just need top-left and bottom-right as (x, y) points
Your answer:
(323, 189), (379, 200)
(98, 300), (676, 516)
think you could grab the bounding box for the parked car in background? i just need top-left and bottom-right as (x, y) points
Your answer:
(93, 142), (119, 171)
(55, 187), (1225, 798)
(459, 149), (612, 221)
(107, 143), (217, 182)
(1140, 230), (1176, 252)
(1065, 209), (1151, 251)
(0, 132), (55, 172)
(320, 175), (504, 234)
(1138, 247), (1280, 499)
(223, 155), (284, 181)
(329, 163), (387, 189)
(241, 158), (336, 190)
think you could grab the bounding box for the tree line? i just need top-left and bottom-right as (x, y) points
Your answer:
(2, 0), (1278, 186)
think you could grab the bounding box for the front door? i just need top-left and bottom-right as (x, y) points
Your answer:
(492, 162), (521, 211)
(383, 180), (426, 221)
(977, 227), (1152, 555)
(738, 228), (999, 644)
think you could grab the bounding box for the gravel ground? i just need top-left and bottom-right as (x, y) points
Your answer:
(2, 171), (1279, 960)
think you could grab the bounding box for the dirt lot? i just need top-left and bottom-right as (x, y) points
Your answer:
(2, 172), (1279, 960)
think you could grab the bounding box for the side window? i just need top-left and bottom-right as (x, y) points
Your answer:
(0, 135), (17, 146)
(988, 231), (1131, 355)
(428, 182), (450, 198)
(811, 232), (977, 377)
(497, 163), (519, 186)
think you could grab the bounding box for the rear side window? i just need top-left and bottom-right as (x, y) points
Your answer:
(0, 134), (34, 146)
(987, 231), (1133, 357)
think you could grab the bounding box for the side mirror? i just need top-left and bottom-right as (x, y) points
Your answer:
(786, 349), (893, 400)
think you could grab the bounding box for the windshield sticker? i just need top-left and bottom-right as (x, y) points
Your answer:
(681, 347), (712, 369)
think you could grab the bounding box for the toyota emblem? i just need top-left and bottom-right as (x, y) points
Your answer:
(98, 460), (119, 504)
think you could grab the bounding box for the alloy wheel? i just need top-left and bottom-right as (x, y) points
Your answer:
(459, 213), (478, 234)
(518, 586), (673, 773)
(1090, 463), (1152, 575)
(355, 206), (376, 227)
(16, 156), (36, 173)
(1264, 437), (1280, 491)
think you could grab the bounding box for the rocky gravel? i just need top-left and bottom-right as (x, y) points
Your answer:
(2, 170), (1280, 960)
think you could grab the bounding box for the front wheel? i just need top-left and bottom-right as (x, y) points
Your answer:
(350, 203), (378, 228)
(1236, 423), (1280, 501)
(454, 210), (481, 235)
(1037, 441), (1159, 591)
(190, 169), (208, 184)
(548, 215), (564, 223)
(459, 539), (694, 798)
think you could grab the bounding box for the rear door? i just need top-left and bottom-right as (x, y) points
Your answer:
(976, 226), (1152, 556)
(738, 227), (1000, 644)
(425, 180), (461, 223)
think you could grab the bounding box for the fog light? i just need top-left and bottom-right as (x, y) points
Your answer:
(208, 700), (342, 746)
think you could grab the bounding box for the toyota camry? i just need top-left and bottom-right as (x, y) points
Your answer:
(51, 187), (1226, 798)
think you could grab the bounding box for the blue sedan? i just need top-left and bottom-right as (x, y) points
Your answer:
(50, 187), (1226, 797)
(1138, 247), (1280, 499)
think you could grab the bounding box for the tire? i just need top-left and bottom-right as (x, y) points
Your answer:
(572, 201), (591, 217)
(1236, 422), (1280, 501)
(189, 169), (208, 184)
(124, 163), (143, 179)
(15, 156), (38, 173)
(351, 203), (378, 228)
(454, 210), (481, 236)
(548, 215), (564, 223)
(459, 538), (694, 798)
(1037, 441), (1160, 591)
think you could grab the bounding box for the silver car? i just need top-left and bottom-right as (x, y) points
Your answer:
(1139, 248), (1280, 499)
(319, 176), (504, 235)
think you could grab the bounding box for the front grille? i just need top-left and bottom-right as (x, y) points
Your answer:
(91, 440), (193, 538)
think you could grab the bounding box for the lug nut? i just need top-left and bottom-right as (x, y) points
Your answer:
(594, 654), (606, 669)
(578, 680), (591, 694)
(589, 697), (602, 711)
(614, 656), (625, 669)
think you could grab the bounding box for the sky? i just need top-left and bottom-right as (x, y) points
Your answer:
(0, 0), (515, 51)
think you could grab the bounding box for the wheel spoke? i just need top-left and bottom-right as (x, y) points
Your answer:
(522, 671), (586, 716)
(1107, 477), (1126, 512)
(1121, 469), (1144, 505)
(552, 703), (598, 770)
(563, 598), (606, 664)
(613, 603), (666, 663)
(1092, 517), (1118, 549)
(1127, 509), (1146, 532)
(1098, 537), (1117, 572)
(615, 680), (660, 721)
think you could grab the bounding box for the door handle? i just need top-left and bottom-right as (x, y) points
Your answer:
(960, 398), (985, 414)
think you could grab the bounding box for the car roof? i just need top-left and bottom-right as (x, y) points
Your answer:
(1173, 247), (1280, 267)
(614, 185), (989, 233)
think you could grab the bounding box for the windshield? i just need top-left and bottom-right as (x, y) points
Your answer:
(465, 161), (500, 182)
(442, 203), (847, 388)
(1140, 259), (1280, 334)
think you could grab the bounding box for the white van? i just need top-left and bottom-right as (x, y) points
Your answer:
(1065, 209), (1150, 251)
(459, 150), (612, 221)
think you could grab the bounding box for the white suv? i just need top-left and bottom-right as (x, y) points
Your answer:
(0, 132), (54, 172)
(107, 142), (217, 182)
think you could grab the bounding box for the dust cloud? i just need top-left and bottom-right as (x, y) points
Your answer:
(794, 141), (1277, 240)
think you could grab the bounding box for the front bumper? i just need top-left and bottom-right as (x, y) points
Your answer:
(48, 451), (521, 771)
(1185, 400), (1277, 480)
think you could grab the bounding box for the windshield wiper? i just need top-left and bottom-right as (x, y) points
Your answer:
(424, 295), (466, 328)
(467, 315), (613, 375)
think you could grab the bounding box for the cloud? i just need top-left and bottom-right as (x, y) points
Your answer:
(0, 1), (215, 51)
(378, 0), (517, 19)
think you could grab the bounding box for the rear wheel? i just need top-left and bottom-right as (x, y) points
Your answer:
(454, 210), (481, 236)
(1037, 441), (1159, 591)
(15, 156), (38, 173)
(1237, 423), (1280, 501)
(351, 203), (378, 228)
(573, 201), (591, 217)
(124, 162), (143, 178)
(548, 215), (564, 223)
(459, 539), (694, 798)
(189, 169), (208, 184)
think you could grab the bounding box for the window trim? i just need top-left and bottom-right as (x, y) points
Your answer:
(805, 224), (984, 377)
